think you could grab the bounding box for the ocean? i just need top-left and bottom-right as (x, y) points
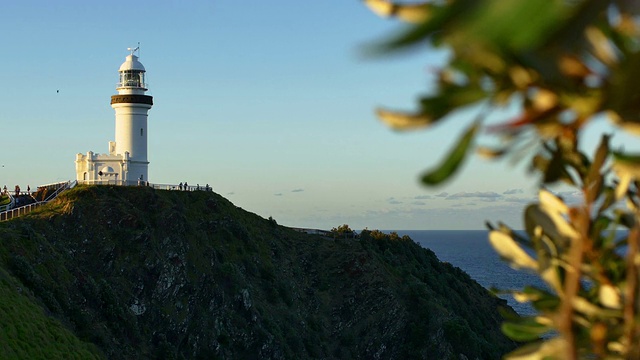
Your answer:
(392, 230), (545, 316)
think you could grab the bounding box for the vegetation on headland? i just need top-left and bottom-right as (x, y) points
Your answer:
(0, 185), (516, 359)
(0, 267), (102, 359)
(364, 0), (640, 358)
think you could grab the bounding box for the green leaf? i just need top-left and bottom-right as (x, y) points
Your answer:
(420, 121), (479, 185)
(363, 0), (433, 23)
(586, 134), (610, 183)
(463, 1), (575, 52)
(366, 1), (467, 54)
(489, 230), (538, 270)
(612, 151), (640, 199)
(592, 216), (611, 238)
(596, 187), (616, 214)
(607, 51), (640, 126)
(527, 193), (580, 245)
(501, 317), (550, 342)
(420, 83), (488, 117)
(504, 338), (567, 360)
(376, 108), (435, 131)
(599, 284), (621, 309)
(376, 80), (487, 131)
(615, 209), (636, 228)
(612, 151), (640, 163)
(521, 286), (560, 311)
(543, 148), (566, 184)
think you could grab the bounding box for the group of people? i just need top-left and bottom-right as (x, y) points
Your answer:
(2, 185), (30, 197)
(177, 182), (211, 192)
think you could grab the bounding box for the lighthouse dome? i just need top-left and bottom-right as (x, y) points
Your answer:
(117, 50), (148, 91)
(119, 54), (146, 72)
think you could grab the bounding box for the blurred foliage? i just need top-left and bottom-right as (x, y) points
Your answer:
(365, 0), (640, 358)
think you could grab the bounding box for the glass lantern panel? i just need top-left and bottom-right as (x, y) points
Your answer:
(121, 70), (141, 87)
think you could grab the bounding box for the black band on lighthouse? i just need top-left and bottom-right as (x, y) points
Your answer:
(111, 94), (153, 105)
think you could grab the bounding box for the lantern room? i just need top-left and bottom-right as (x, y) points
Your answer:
(116, 48), (147, 92)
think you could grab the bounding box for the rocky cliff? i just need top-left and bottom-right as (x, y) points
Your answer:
(0, 185), (516, 359)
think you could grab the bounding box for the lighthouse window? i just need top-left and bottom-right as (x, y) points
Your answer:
(125, 71), (137, 86)
(121, 70), (144, 87)
(139, 72), (145, 86)
(140, 128), (143, 136)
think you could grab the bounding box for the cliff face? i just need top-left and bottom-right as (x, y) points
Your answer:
(0, 186), (515, 359)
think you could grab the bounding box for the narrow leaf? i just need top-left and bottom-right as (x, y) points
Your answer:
(530, 191), (581, 244)
(612, 151), (640, 198)
(505, 338), (567, 360)
(539, 266), (563, 297)
(376, 84), (486, 131)
(572, 296), (620, 318)
(519, 286), (560, 311)
(599, 284), (621, 309)
(420, 121), (479, 185)
(612, 151), (640, 163)
(362, 0), (432, 23)
(501, 318), (550, 342)
(539, 189), (569, 215)
(543, 148), (565, 183)
(597, 187), (616, 213)
(476, 146), (508, 160)
(376, 108), (434, 131)
(489, 231), (538, 270)
(615, 174), (631, 201)
(364, 0), (471, 55)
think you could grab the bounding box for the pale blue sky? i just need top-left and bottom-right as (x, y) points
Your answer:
(0, 1), (626, 230)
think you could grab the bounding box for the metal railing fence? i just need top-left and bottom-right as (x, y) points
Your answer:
(0, 179), (213, 222)
(0, 180), (76, 222)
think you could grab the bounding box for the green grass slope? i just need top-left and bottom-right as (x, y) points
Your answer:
(0, 267), (102, 359)
(0, 185), (516, 359)
(0, 195), (10, 206)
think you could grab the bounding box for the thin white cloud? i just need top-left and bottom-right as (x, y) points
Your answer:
(503, 196), (534, 204)
(412, 201), (426, 206)
(446, 191), (502, 201)
(274, 193), (283, 196)
(291, 188), (304, 193)
(414, 195), (432, 200)
(435, 192), (449, 198)
(503, 188), (524, 195)
(387, 197), (403, 205)
(347, 201), (525, 230)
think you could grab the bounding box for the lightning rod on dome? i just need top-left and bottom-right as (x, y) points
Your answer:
(127, 44), (140, 56)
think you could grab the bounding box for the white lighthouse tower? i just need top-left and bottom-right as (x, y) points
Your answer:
(111, 47), (153, 183)
(75, 47), (154, 185)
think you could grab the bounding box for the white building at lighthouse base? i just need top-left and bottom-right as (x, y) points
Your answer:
(75, 141), (148, 185)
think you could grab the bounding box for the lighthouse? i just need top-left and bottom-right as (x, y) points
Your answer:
(111, 47), (153, 183)
(75, 47), (154, 185)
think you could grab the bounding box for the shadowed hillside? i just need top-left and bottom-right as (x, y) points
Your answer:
(0, 185), (516, 359)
